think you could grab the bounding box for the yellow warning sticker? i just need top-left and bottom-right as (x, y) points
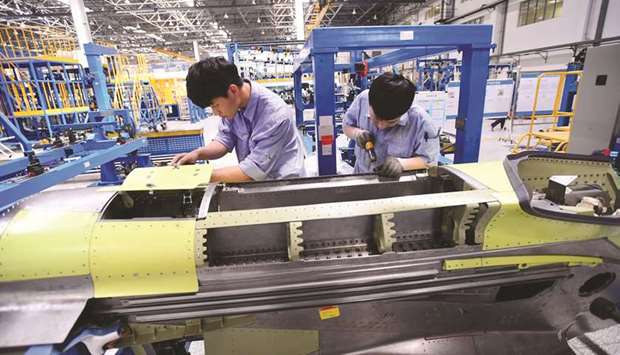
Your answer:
(319, 306), (341, 320)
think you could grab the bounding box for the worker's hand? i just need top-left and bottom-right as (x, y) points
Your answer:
(353, 129), (373, 148)
(376, 156), (403, 179)
(171, 151), (198, 167)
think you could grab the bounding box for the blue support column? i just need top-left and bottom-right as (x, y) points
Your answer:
(226, 43), (237, 63)
(454, 46), (490, 163)
(350, 50), (361, 72)
(100, 161), (120, 184)
(83, 43), (114, 111)
(293, 70), (304, 126)
(83, 43), (118, 133)
(0, 111), (32, 153)
(312, 52), (337, 175)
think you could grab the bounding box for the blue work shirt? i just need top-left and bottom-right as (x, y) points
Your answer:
(214, 81), (306, 180)
(343, 90), (440, 174)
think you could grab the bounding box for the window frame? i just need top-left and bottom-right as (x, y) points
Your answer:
(517, 0), (563, 27)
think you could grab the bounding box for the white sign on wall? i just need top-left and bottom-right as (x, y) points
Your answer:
(515, 74), (561, 115)
(445, 79), (515, 119)
(413, 91), (447, 126)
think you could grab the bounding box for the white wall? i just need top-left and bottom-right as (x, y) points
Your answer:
(503, 0), (592, 53)
(453, 0), (491, 17)
(602, 0), (620, 38)
(401, 0), (618, 70)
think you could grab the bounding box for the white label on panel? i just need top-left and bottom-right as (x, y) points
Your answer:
(319, 115), (333, 126)
(318, 125), (333, 136)
(322, 144), (332, 156)
(400, 31), (414, 41)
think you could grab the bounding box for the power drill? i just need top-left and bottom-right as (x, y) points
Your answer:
(365, 140), (377, 163)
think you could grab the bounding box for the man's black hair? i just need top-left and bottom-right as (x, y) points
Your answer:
(368, 72), (416, 120)
(186, 57), (244, 108)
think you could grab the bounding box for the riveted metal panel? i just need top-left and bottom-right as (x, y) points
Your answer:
(0, 210), (97, 281)
(119, 165), (212, 191)
(91, 220), (198, 297)
(451, 160), (620, 249)
(0, 276), (93, 348)
(197, 190), (497, 229)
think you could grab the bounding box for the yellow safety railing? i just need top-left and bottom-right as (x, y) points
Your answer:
(150, 78), (186, 106)
(0, 23), (89, 123)
(305, 0), (332, 37)
(0, 25), (77, 60)
(105, 53), (164, 126)
(512, 70), (582, 153)
(0, 51), (88, 118)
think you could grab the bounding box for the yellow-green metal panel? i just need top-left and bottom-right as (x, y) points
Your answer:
(451, 162), (620, 249)
(91, 220), (198, 297)
(444, 255), (602, 271)
(119, 165), (213, 191)
(203, 328), (319, 355)
(484, 191), (620, 250)
(450, 161), (513, 192)
(198, 190), (497, 229)
(0, 210), (96, 281)
(138, 129), (203, 138)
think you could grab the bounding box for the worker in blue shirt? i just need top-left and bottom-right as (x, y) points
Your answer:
(343, 72), (440, 178)
(172, 57), (306, 182)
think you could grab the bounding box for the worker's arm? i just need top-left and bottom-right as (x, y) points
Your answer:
(376, 156), (428, 179)
(411, 114), (440, 166)
(343, 89), (363, 136)
(343, 93), (373, 147)
(343, 124), (363, 140)
(377, 112), (438, 179)
(237, 118), (295, 181)
(210, 165), (253, 183)
(171, 140), (229, 166)
(172, 116), (237, 166)
(397, 156), (429, 171)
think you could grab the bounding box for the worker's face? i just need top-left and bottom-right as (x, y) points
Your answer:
(210, 84), (242, 119)
(369, 106), (400, 130)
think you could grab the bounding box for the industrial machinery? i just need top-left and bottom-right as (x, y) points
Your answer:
(1, 151), (620, 354)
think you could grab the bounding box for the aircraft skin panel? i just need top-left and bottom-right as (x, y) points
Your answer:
(450, 160), (514, 192)
(450, 160), (620, 251)
(118, 164), (213, 191)
(90, 219), (199, 298)
(0, 210), (98, 282)
(481, 195), (620, 250)
(0, 276), (93, 348)
(197, 189), (498, 229)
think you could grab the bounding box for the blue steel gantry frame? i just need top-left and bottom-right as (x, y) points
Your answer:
(293, 25), (493, 176)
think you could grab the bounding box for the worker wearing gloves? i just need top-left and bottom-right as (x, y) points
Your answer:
(343, 72), (440, 179)
(172, 57), (306, 183)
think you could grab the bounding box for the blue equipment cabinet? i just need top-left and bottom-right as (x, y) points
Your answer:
(293, 25), (493, 175)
